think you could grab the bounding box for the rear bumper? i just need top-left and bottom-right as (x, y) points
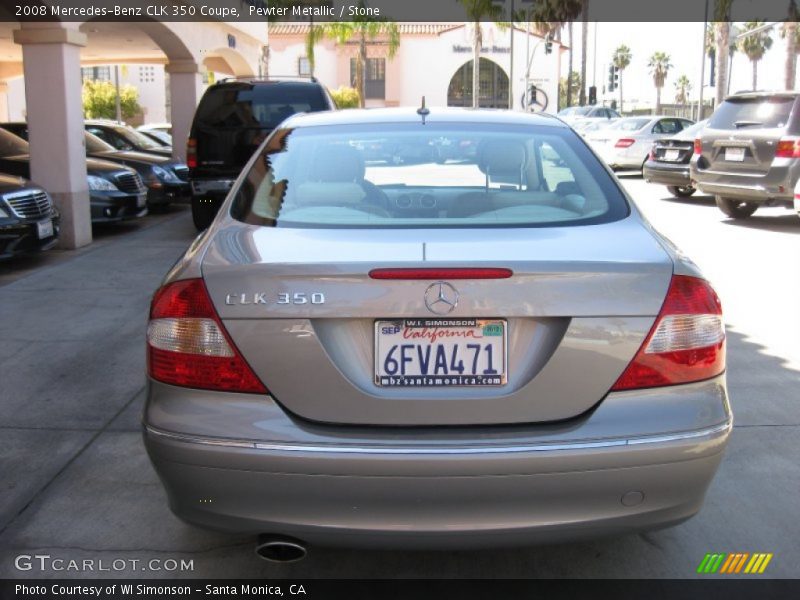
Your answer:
(147, 182), (191, 206)
(143, 376), (732, 548)
(691, 159), (798, 205)
(643, 161), (691, 187)
(598, 145), (649, 170)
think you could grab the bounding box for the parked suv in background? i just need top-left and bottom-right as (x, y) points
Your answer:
(187, 77), (336, 230)
(691, 91), (800, 219)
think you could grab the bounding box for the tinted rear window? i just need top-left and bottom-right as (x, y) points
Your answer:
(195, 83), (328, 131)
(230, 123), (629, 229)
(709, 96), (795, 129)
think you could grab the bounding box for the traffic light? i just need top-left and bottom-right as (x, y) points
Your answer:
(608, 65), (616, 92)
(588, 85), (597, 105)
(545, 34), (553, 55)
(613, 66), (619, 89)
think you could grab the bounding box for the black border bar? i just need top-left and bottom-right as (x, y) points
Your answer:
(3, 0), (800, 23)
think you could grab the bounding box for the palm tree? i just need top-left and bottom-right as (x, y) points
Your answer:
(648, 52), (672, 114)
(612, 44), (632, 113)
(739, 21), (773, 90)
(780, 2), (799, 89)
(304, 2), (400, 108)
(713, 0), (733, 106)
(674, 74), (692, 106)
(530, 0), (584, 108)
(458, 1), (504, 108)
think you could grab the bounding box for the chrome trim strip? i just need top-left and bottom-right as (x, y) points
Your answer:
(144, 421), (732, 455)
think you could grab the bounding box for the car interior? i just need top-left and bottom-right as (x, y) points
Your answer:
(241, 130), (614, 226)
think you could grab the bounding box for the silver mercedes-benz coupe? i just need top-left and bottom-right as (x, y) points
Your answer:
(144, 108), (731, 557)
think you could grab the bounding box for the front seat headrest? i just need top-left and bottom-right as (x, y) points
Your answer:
(312, 144), (366, 183)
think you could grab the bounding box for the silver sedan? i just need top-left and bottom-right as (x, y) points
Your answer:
(587, 116), (695, 170)
(143, 108), (730, 559)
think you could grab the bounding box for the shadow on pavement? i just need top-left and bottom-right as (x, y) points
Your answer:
(719, 213), (800, 234)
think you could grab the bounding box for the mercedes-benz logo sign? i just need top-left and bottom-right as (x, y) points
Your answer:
(424, 281), (459, 315)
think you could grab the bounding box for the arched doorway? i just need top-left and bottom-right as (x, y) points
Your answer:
(447, 58), (509, 108)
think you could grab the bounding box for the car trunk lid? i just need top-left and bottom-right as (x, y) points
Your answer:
(201, 217), (674, 426)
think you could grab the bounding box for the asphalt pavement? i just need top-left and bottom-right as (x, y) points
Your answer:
(1, 184), (798, 579)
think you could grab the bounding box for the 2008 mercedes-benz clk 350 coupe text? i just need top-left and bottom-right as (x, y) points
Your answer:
(143, 108), (731, 552)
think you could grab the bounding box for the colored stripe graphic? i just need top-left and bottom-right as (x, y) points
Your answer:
(700, 553), (773, 574)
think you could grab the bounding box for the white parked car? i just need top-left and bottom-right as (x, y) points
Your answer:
(586, 116), (695, 171)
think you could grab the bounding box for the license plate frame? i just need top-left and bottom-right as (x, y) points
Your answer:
(725, 147), (745, 162)
(374, 318), (507, 387)
(36, 219), (53, 239)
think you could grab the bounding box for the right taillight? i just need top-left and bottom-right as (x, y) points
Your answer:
(693, 138), (702, 155)
(611, 275), (725, 391)
(147, 278), (267, 394)
(775, 137), (800, 158)
(186, 138), (197, 169)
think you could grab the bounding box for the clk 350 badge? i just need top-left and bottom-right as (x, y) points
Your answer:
(225, 292), (325, 305)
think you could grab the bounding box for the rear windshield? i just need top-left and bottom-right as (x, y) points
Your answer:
(0, 128), (29, 157)
(558, 106), (592, 116)
(195, 83), (328, 131)
(610, 118), (651, 131)
(709, 96), (795, 129)
(230, 123), (629, 229)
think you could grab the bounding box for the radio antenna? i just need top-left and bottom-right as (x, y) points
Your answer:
(417, 96), (430, 124)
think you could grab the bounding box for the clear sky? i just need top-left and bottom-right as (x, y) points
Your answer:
(566, 22), (792, 109)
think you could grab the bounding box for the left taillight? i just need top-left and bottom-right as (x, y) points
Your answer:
(615, 138), (635, 148)
(186, 138), (197, 169)
(147, 278), (267, 393)
(611, 275), (725, 391)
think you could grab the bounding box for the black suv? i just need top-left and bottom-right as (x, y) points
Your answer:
(188, 78), (335, 230)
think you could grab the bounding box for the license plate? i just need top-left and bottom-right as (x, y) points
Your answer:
(36, 219), (53, 239)
(663, 149), (680, 161)
(136, 194), (146, 208)
(191, 179), (235, 194)
(375, 319), (507, 387)
(725, 147), (745, 161)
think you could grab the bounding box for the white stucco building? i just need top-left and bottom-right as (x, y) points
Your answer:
(269, 22), (565, 113)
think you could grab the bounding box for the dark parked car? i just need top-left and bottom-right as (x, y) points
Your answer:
(1, 123), (189, 210)
(643, 120), (707, 197)
(691, 91), (800, 218)
(188, 77), (336, 230)
(0, 173), (59, 259)
(85, 120), (172, 158)
(0, 127), (147, 223)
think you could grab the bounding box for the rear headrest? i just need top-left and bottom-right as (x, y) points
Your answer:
(312, 144), (365, 182)
(478, 140), (527, 175)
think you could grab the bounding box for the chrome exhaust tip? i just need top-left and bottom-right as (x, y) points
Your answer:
(255, 535), (307, 563)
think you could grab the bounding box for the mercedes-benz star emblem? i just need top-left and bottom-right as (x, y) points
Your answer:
(424, 281), (459, 315)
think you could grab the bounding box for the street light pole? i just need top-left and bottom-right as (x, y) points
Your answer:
(509, 0), (515, 109)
